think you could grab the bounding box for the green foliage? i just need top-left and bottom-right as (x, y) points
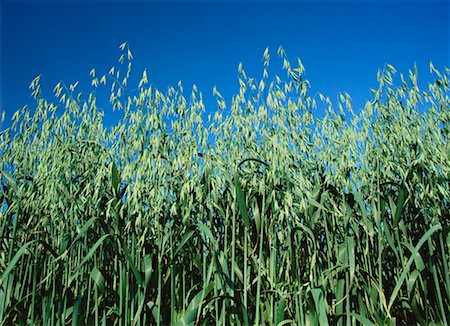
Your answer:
(1, 43), (450, 325)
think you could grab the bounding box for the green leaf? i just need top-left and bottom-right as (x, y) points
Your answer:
(235, 175), (249, 228)
(276, 295), (286, 325)
(175, 282), (214, 326)
(1, 170), (18, 191)
(402, 241), (425, 272)
(345, 312), (375, 326)
(347, 236), (355, 286)
(63, 306), (74, 322)
(72, 295), (82, 326)
(351, 190), (367, 216)
(196, 222), (215, 246)
(147, 301), (162, 324)
(143, 254), (153, 286)
(217, 251), (230, 279)
(394, 188), (406, 226)
(90, 266), (105, 293)
(277, 321), (294, 326)
(111, 162), (120, 195)
(311, 288), (329, 326)
(388, 223), (442, 311)
(406, 270), (421, 296)
(121, 240), (143, 287)
(172, 227), (195, 261)
(1, 240), (37, 286)
(79, 234), (110, 268)
(71, 216), (98, 249)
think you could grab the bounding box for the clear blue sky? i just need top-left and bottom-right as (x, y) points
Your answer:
(1, 0), (449, 130)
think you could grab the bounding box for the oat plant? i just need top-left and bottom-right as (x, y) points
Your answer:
(1, 43), (449, 325)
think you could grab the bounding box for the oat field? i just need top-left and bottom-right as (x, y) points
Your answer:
(1, 44), (449, 325)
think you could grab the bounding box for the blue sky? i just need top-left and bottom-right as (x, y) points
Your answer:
(1, 0), (449, 130)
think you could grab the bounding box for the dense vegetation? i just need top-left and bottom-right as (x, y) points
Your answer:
(1, 43), (450, 325)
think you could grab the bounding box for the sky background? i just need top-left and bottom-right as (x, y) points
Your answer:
(1, 0), (449, 131)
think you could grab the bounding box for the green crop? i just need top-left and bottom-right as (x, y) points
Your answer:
(1, 43), (449, 325)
